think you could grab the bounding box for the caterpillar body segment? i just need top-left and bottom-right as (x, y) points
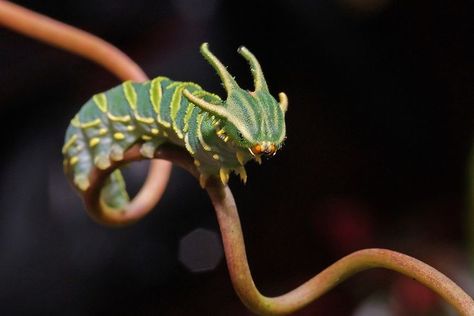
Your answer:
(63, 43), (288, 211)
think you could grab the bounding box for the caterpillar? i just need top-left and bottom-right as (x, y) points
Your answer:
(63, 43), (288, 209)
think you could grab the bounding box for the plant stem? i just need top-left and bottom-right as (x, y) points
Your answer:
(206, 182), (474, 315)
(0, 0), (172, 224)
(0, 0), (145, 81)
(83, 145), (474, 314)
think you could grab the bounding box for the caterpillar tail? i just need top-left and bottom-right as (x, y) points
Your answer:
(100, 170), (130, 210)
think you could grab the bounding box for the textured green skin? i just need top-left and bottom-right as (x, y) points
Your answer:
(63, 44), (286, 209)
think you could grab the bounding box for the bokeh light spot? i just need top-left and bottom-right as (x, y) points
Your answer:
(178, 228), (223, 273)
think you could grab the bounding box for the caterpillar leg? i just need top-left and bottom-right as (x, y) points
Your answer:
(100, 169), (130, 209)
(63, 126), (94, 191)
(92, 139), (113, 170)
(140, 138), (165, 158)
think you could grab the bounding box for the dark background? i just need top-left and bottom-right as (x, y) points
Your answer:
(0, 0), (473, 315)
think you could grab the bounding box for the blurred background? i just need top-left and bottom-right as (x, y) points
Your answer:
(0, 0), (473, 315)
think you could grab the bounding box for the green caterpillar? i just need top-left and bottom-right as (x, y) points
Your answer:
(63, 43), (288, 209)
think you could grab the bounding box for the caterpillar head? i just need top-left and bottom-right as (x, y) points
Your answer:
(183, 43), (288, 160)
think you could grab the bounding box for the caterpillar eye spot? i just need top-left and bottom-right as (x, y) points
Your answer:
(250, 144), (262, 156)
(268, 144), (276, 155)
(250, 143), (277, 156)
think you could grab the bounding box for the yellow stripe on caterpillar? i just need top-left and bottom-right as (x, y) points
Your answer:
(135, 114), (155, 124)
(107, 112), (131, 122)
(123, 81), (137, 110)
(184, 133), (195, 155)
(62, 134), (77, 153)
(93, 93), (107, 112)
(80, 118), (101, 129)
